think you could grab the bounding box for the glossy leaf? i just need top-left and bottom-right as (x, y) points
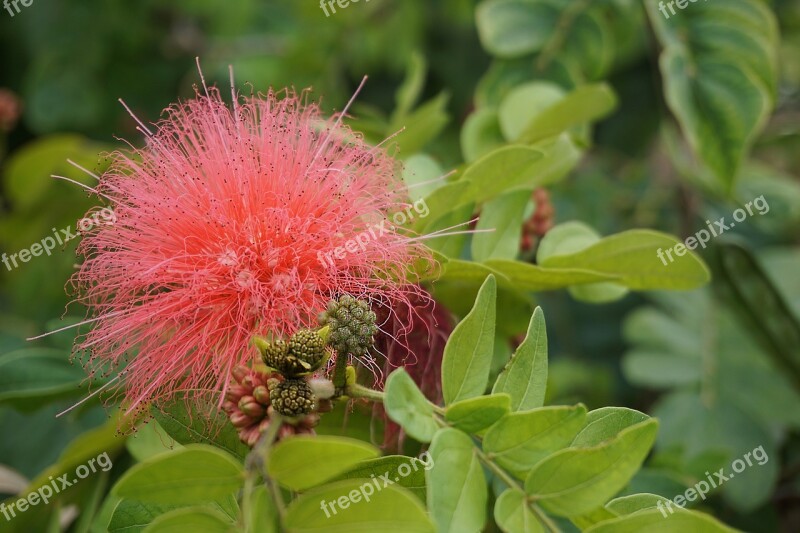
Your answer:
(585, 508), (736, 532)
(519, 83), (618, 143)
(445, 394), (511, 434)
(540, 230), (710, 290)
(484, 405), (587, 476)
(442, 275), (497, 404)
(151, 403), (249, 461)
(572, 407), (650, 447)
(284, 480), (434, 532)
(493, 307), (548, 411)
(525, 419), (659, 516)
(472, 190), (531, 261)
(329, 455), (430, 501)
(267, 436), (380, 491)
(494, 490), (544, 533)
(113, 446), (243, 504)
(427, 428), (487, 533)
(647, 0), (778, 189)
(142, 507), (234, 533)
(384, 369), (439, 442)
(0, 348), (87, 412)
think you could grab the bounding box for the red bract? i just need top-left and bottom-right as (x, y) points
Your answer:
(373, 288), (453, 452)
(70, 79), (432, 413)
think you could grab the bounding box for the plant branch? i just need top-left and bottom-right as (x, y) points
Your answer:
(474, 442), (562, 533)
(346, 382), (385, 402)
(245, 414), (286, 526)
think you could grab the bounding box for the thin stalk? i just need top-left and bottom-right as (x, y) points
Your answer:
(245, 415), (286, 525)
(346, 382), (385, 402)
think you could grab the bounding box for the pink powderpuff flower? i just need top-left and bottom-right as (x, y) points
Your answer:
(67, 71), (435, 415)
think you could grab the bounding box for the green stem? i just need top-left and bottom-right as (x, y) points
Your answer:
(327, 382), (561, 531)
(332, 353), (349, 390)
(346, 382), (385, 402)
(245, 415), (286, 526)
(474, 434), (562, 533)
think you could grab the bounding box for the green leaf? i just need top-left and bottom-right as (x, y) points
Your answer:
(284, 480), (434, 532)
(458, 140), (580, 206)
(525, 419), (659, 516)
(571, 407), (650, 448)
(537, 221), (629, 303)
(142, 507), (234, 533)
(108, 500), (180, 533)
(653, 390), (778, 510)
(494, 490), (544, 533)
(427, 428), (487, 533)
(604, 493), (669, 515)
(540, 230), (710, 290)
(390, 93), (449, 156)
(0, 348), (88, 411)
(445, 394), (511, 434)
(647, 0), (778, 190)
(384, 369), (438, 443)
(19, 414), (128, 515)
(472, 190), (531, 261)
(519, 84), (618, 144)
(442, 275), (497, 404)
(485, 259), (618, 291)
(435, 256), (509, 285)
(3, 134), (109, 211)
(493, 307), (548, 411)
(244, 486), (279, 533)
(461, 108), (506, 163)
(498, 82), (566, 141)
(267, 436), (380, 491)
(113, 445), (243, 504)
(126, 420), (180, 462)
(402, 154), (444, 202)
(151, 403), (250, 461)
(622, 350), (702, 389)
(476, 0), (557, 57)
(585, 508), (736, 533)
(393, 51), (427, 122)
(483, 405), (587, 476)
(329, 456), (430, 501)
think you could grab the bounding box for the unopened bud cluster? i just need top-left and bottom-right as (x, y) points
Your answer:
(318, 295), (378, 358)
(222, 366), (318, 446)
(253, 328), (330, 417)
(245, 295), (377, 419)
(258, 328), (328, 377)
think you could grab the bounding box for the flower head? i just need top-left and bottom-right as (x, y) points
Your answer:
(71, 76), (432, 413)
(222, 366), (318, 446)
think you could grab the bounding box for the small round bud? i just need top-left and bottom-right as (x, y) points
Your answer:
(253, 385), (270, 404)
(318, 295), (378, 357)
(257, 331), (327, 377)
(260, 339), (288, 371)
(270, 379), (317, 417)
(285, 329), (327, 375)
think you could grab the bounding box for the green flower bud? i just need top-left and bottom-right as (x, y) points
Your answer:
(270, 378), (317, 417)
(318, 295), (378, 357)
